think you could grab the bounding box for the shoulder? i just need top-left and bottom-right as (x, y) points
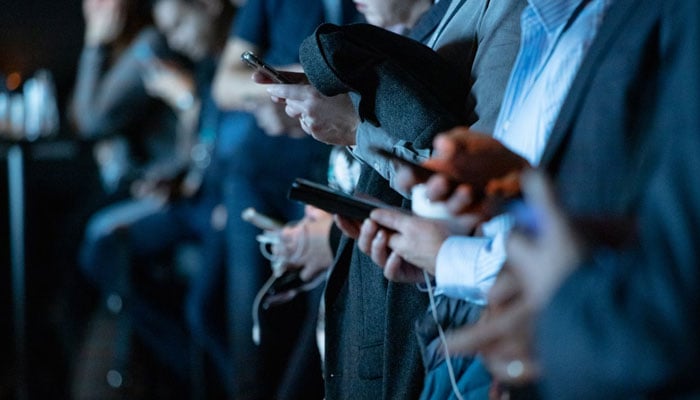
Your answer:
(477, 0), (527, 41)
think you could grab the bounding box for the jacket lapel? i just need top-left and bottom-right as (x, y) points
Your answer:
(539, 0), (641, 167)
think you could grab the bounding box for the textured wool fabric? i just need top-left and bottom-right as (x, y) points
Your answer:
(299, 23), (474, 143)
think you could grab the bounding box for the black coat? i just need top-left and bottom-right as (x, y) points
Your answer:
(318, 0), (525, 399)
(536, 0), (700, 398)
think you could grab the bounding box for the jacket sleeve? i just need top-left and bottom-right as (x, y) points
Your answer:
(537, 3), (700, 397)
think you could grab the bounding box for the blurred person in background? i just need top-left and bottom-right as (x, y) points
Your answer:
(73, 0), (235, 398)
(69, 0), (180, 197)
(209, 0), (362, 397)
(255, 0), (524, 397)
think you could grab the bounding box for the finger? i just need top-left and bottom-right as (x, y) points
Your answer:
(423, 174), (454, 201)
(334, 215), (362, 239)
(383, 251), (404, 281)
(487, 266), (522, 308)
(505, 232), (539, 279)
(370, 229), (391, 267)
(369, 208), (408, 232)
(444, 185), (475, 214)
(443, 324), (491, 357)
(444, 305), (518, 356)
(431, 132), (459, 160)
(299, 264), (322, 282)
(284, 102), (304, 119)
(394, 164), (423, 193)
(357, 219), (379, 255)
(484, 356), (540, 385)
(267, 84), (306, 101)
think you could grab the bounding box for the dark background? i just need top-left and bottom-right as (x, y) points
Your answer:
(1, 1), (102, 399)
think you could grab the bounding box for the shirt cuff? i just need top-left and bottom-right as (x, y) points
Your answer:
(434, 233), (507, 304)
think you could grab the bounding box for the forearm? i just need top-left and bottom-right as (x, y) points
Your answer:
(70, 46), (109, 136)
(71, 31), (158, 136)
(212, 38), (270, 110)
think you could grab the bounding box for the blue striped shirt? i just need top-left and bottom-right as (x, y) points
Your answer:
(494, 0), (613, 164)
(436, 0), (613, 303)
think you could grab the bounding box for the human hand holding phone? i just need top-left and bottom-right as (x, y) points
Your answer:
(241, 51), (304, 84)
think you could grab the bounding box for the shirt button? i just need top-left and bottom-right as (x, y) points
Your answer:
(503, 120), (511, 131)
(373, 162), (380, 170)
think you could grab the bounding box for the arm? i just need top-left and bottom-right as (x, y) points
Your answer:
(211, 37), (269, 110)
(141, 59), (200, 161)
(70, 28), (167, 138)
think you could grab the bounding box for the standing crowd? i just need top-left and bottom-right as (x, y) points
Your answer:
(65, 0), (700, 398)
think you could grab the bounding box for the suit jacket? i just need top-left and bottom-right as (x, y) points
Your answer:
(322, 1), (525, 399)
(536, 0), (700, 397)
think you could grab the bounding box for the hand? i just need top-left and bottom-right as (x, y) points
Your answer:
(272, 206), (335, 282)
(333, 214), (363, 239)
(363, 208), (479, 273)
(409, 126), (530, 215)
(444, 266), (540, 386)
(356, 217), (424, 283)
(83, 0), (125, 46)
(261, 76), (360, 146)
(252, 100), (306, 138)
(142, 60), (197, 112)
(506, 170), (583, 309)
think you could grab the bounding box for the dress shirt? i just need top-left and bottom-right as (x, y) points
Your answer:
(435, 0), (613, 303)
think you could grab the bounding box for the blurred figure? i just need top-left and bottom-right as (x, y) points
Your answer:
(74, 0), (235, 398)
(70, 0), (179, 196)
(209, 0), (360, 398)
(440, 1), (700, 398)
(272, 1), (524, 399)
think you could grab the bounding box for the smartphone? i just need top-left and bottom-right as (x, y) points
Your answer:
(288, 178), (388, 221)
(370, 146), (438, 182)
(242, 207), (284, 230)
(241, 51), (295, 84)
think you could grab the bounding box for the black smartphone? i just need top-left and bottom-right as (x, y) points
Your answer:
(370, 146), (438, 182)
(287, 178), (387, 220)
(241, 51), (295, 84)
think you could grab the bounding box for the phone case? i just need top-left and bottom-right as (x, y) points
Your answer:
(241, 51), (293, 84)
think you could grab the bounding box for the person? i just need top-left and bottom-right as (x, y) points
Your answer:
(210, 0), (342, 397)
(70, 0), (179, 196)
(382, 0), (700, 398)
(259, 0), (524, 398)
(351, 0), (629, 397)
(253, 0), (439, 312)
(77, 0), (235, 395)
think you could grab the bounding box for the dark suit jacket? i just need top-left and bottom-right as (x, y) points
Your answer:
(321, 1), (525, 399)
(536, 0), (700, 397)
